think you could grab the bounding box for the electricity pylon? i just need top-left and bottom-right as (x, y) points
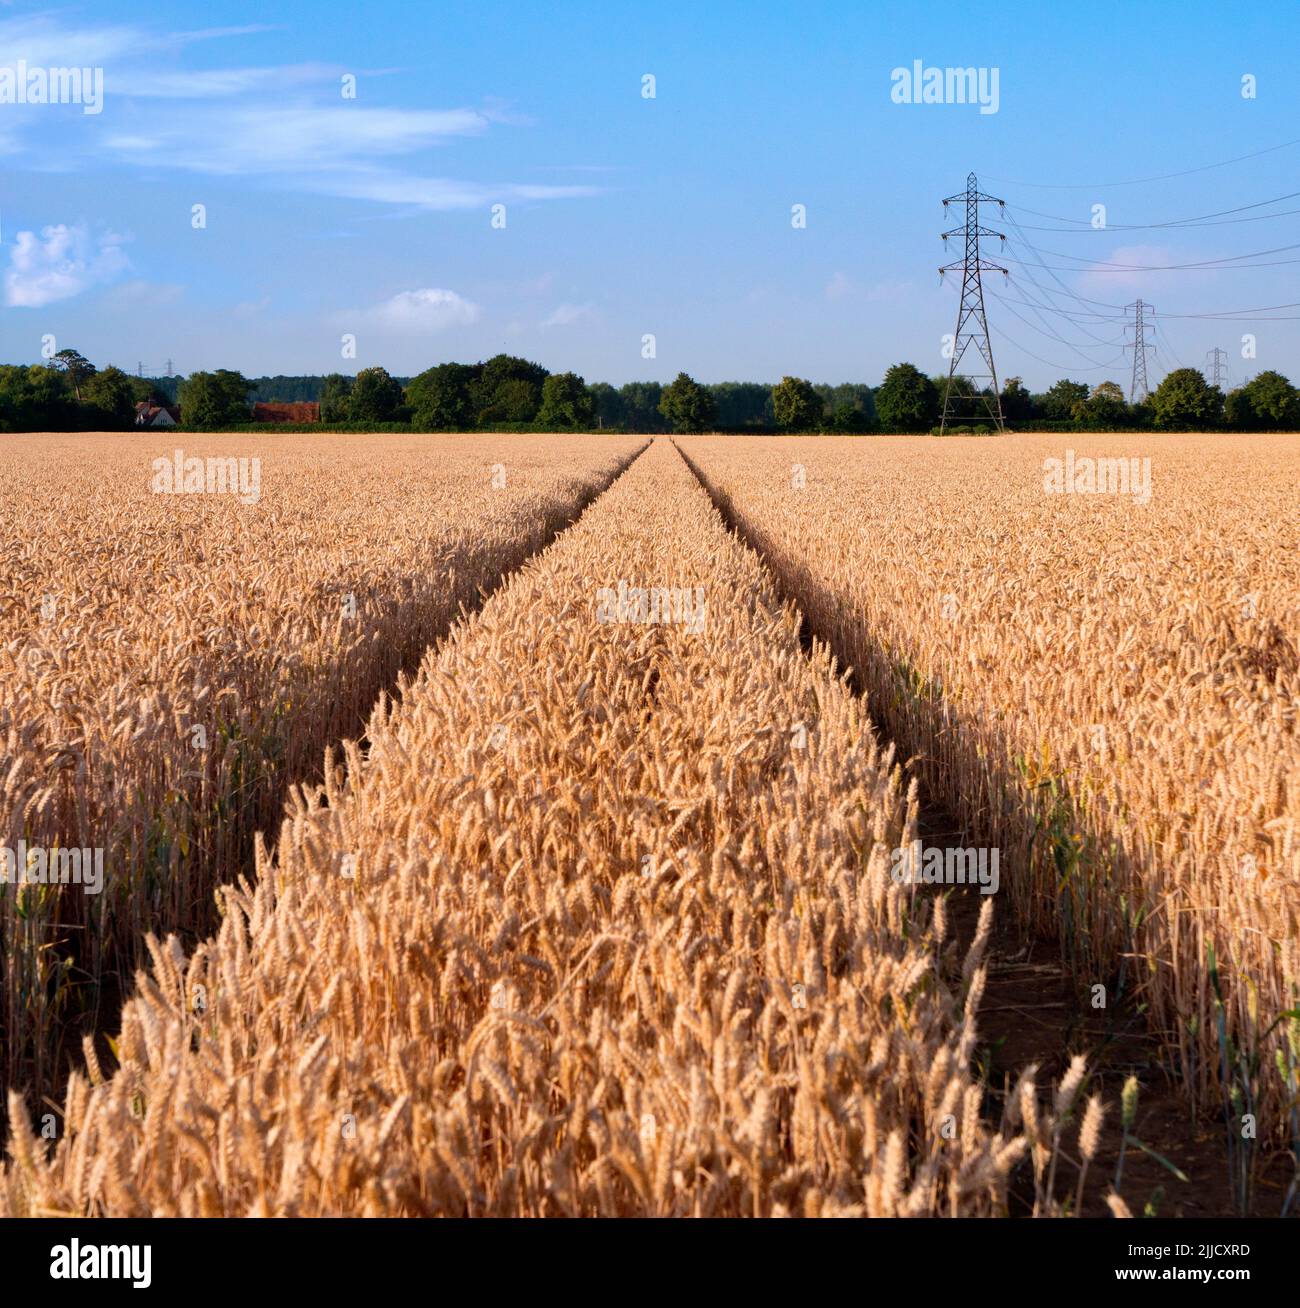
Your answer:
(1206, 346), (1227, 389)
(939, 172), (1008, 433)
(1125, 299), (1154, 403)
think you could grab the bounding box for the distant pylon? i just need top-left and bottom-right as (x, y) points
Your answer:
(1206, 347), (1227, 389)
(1125, 299), (1154, 403)
(939, 172), (1008, 433)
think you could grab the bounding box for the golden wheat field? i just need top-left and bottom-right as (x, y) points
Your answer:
(0, 432), (642, 1099)
(680, 433), (1300, 1144)
(1, 431), (1296, 1218)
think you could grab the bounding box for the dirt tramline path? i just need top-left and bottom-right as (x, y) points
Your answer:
(7, 436), (1075, 1218)
(674, 437), (1295, 1218)
(0, 436), (647, 1126)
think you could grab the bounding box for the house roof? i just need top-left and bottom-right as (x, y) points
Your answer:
(135, 402), (178, 424)
(253, 401), (320, 423)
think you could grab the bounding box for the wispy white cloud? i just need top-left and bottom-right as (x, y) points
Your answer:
(540, 301), (597, 328)
(0, 15), (276, 65)
(4, 224), (129, 307)
(118, 64), (340, 100)
(105, 106), (491, 172)
(341, 288), (482, 333)
(0, 16), (602, 213)
(298, 166), (595, 212)
(0, 14), (142, 66)
(166, 25), (282, 47)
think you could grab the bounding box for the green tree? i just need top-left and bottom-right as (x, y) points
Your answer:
(0, 365), (75, 431)
(53, 348), (95, 401)
(1239, 370), (1300, 429)
(405, 363), (479, 430)
(81, 366), (138, 427)
(589, 382), (624, 428)
(771, 376), (824, 430)
(476, 377), (540, 424)
(658, 372), (718, 433)
(875, 363), (938, 431)
(711, 381), (774, 428)
(933, 373), (976, 403)
(1000, 376), (1036, 423)
(1040, 379), (1090, 422)
(618, 382), (666, 432)
(815, 383), (874, 428)
(473, 354), (548, 424)
(537, 372), (595, 429)
(1076, 380), (1129, 429)
(1150, 368), (1223, 429)
(319, 373), (354, 422)
(347, 366), (404, 424)
(128, 375), (167, 407)
(828, 403), (872, 433)
(178, 370), (253, 428)
(1223, 387), (1251, 429)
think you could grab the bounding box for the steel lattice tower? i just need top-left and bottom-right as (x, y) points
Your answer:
(1206, 346), (1227, 389)
(1126, 299), (1154, 403)
(939, 172), (1008, 433)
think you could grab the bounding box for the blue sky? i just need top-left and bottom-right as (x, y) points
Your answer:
(2, 0), (1298, 389)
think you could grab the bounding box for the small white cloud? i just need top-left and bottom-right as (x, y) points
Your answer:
(345, 287), (481, 333)
(824, 271), (854, 300)
(863, 277), (912, 303)
(540, 301), (595, 328)
(4, 224), (129, 307)
(823, 273), (910, 303)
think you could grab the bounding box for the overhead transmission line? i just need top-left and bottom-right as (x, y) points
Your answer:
(984, 133), (1300, 189)
(1003, 187), (1300, 231)
(987, 211), (1134, 374)
(998, 239), (1300, 273)
(999, 211), (1130, 337)
(945, 142), (1300, 389)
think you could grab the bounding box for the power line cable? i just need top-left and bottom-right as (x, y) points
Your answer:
(985, 134), (1300, 189)
(990, 291), (1127, 351)
(1000, 238), (1300, 272)
(1002, 213), (1133, 316)
(996, 249), (1127, 348)
(1004, 188), (1300, 231)
(988, 321), (1128, 372)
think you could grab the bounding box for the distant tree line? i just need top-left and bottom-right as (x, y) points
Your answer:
(3, 348), (1298, 433)
(0, 350), (170, 431)
(873, 363), (1300, 432)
